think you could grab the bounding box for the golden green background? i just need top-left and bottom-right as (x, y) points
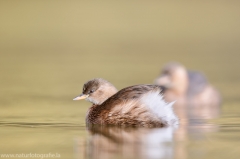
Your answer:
(0, 1), (239, 159)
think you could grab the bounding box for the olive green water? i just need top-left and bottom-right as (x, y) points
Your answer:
(0, 1), (240, 159)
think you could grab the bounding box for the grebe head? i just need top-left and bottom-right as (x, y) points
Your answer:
(155, 62), (188, 96)
(73, 78), (118, 105)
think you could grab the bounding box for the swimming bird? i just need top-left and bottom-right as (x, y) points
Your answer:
(154, 62), (221, 107)
(73, 78), (178, 127)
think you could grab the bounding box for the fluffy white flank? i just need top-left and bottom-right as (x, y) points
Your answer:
(141, 90), (179, 126)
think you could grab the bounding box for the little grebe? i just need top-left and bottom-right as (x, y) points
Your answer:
(73, 78), (178, 127)
(154, 62), (221, 107)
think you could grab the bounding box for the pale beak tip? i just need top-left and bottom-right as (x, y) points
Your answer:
(73, 96), (80, 101)
(73, 94), (89, 101)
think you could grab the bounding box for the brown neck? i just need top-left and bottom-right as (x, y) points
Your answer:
(98, 86), (118, 104)
(88, 85), (118, 105)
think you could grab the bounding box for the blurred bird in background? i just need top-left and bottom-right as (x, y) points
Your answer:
(154, 62), (221, 120)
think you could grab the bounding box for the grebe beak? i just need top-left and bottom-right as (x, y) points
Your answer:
(73, 94), (89, 100)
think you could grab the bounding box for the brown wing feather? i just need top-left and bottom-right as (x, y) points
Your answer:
(101, 85), (162, 110)
(103, 85), (163, 107)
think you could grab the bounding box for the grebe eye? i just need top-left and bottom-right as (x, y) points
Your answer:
(89, 90), (94, 94)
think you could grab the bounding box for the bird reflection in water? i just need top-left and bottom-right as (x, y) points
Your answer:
(75, 125), (177, 159)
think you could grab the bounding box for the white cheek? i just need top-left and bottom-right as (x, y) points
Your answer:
(86, 97), (99, 105)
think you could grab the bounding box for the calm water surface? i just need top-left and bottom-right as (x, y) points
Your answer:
(0, 1), (240, 159)
(0, 103), (239, 159)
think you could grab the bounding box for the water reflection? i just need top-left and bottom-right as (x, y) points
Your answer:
(75, 120), (219, 159)
(81, 126), (177, 159)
